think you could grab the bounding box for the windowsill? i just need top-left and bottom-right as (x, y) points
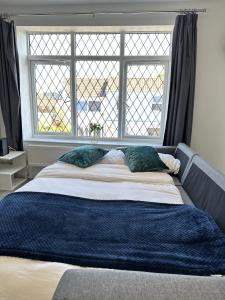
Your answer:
(23, 137), (163, 147)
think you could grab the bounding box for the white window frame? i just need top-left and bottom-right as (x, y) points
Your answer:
(27, 31), (171, 144)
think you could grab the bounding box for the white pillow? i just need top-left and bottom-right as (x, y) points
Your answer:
(99, 149), (126, 165)
(158, 153), (180, 174)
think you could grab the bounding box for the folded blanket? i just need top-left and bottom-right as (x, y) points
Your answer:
(0, 192), (225, 276)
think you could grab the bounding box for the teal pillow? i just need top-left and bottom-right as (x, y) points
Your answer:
(59, 145), (108, 168)
(120, 146), (168, 172)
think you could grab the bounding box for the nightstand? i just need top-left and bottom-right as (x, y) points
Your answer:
(0, 151), (27, 191)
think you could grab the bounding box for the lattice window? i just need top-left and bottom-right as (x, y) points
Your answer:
(28, 31), (171, 141)
(29, 34), (71, 56)
(76, 61), (120, 138)
(34, 64), (72, 133)
(125, 33), (171, 56)
(76, 34), (120, 56)
(125, 64), (166, 137)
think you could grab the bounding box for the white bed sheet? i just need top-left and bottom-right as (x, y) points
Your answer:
(18, 162), (183, 204)
(17, 177), (182, 204)
(0, 162), (183, 300)
(35, 161), (175, 185)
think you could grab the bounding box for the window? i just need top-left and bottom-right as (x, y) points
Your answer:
(28, 31), (171, 142)
(125, 64), (166, 137)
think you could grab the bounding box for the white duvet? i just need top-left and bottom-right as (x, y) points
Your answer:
(0, 162), (183, 300)
(35, 161), (176, 184)
(19, 162), (182, 204)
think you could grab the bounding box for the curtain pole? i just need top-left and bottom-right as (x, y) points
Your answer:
(0, 8), (206, 18)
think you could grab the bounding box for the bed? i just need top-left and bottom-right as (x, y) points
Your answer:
(1, 143), (225, 300)
(0, 160), (183, 300)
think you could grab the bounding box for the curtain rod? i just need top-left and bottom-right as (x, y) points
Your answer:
(0, 8), (206, 18)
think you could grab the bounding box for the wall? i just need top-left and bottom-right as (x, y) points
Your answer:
(191, 0), (225, 172)
(1, 0), (225, 171)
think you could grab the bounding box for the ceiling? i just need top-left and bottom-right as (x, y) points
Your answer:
(0, 0), (187, 5)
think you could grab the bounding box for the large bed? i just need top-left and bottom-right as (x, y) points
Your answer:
(1, 144), (225, 300)
(0, 160), (183, 300)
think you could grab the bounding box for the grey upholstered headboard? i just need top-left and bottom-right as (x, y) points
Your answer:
(154, 146), (176, 155)
(183, 155), (225, 233)
(174, 143), (196, 182)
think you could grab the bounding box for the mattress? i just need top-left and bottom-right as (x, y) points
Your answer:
(0, 162), (183, 300)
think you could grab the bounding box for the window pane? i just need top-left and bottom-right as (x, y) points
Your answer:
(29, 34), (71, 56)
(34, 64), (72, 133)
(76, 34), (120, 56)
(125, 33), (171, 56)
(125, 64), (166, 137)
(75, 61), (120, 138)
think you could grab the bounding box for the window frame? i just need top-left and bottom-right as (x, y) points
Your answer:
(27, 31), (171, 144)
(30, 59), (74, 137)
(123, 60), (170, 141)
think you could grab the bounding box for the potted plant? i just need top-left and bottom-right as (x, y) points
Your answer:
(90, 123), (103, 143)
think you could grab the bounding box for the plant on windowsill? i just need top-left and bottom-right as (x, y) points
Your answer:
(90, 123), (103, 143)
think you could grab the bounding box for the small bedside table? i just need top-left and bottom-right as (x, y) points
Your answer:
(0, 151), (27, 191)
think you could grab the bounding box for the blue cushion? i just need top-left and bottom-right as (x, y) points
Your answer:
(59, 145), (108, 168)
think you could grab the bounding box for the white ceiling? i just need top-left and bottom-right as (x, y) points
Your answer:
(0, 0), (187, 5)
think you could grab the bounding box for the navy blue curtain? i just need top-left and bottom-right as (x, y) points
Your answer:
(0, 18), (23, 151)
(163, 14), (198, 146)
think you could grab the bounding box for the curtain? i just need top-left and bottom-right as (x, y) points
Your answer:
(163, 13), (198, 146)
(0, 18), (23, 151)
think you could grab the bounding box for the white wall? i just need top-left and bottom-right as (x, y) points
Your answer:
(191, 0), (225, 172)
(1, 0), (225, 171)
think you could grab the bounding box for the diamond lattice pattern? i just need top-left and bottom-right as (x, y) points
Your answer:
(29, 34), (71, 56)
(125, 64), (165, 137)
(76, 34), (120, 56)
(76, 61), (120, 138)
(34, 64), (72, 133)
(125, 33), (171, 56)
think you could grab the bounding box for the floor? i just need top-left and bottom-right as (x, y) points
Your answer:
(0, 180), (29, 199)
(0, 190), (11, 199)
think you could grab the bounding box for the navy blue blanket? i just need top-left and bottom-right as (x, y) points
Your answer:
(1, 192), (225, 276)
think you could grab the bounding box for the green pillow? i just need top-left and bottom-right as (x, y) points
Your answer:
(120, 146), (168, 172)
(59, 145), (108, 168)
